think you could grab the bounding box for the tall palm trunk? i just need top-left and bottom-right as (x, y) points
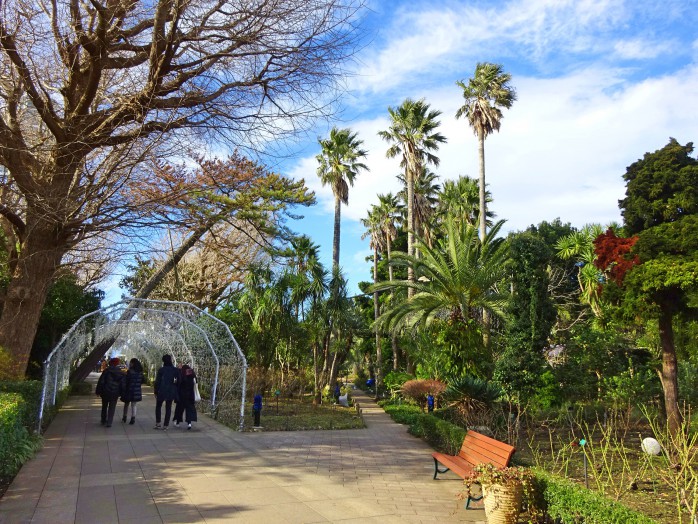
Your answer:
(372, 246), (381, 399)
(332, 195), (341, 271)
(476, 130), (491, 347)
(406, 163), (416, 300)
(478, 129), (486, 241)
(387, 238), (399, 370)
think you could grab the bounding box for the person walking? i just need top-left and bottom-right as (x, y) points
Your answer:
(174, 364), (198, 430)
(95, 357), (125, 428)
(120, 358), (143, 425)
(153, 354), (179, 430)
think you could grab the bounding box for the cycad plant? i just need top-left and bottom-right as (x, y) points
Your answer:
(372, 216), (509, 332)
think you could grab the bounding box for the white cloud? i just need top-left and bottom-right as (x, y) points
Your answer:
(292, 63), (698, 240)
(613, 38), (676, 60)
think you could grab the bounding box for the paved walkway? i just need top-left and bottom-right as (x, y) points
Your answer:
(0, 377), (485, 523)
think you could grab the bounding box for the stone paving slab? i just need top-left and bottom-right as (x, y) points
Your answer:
(0, 376), (485, 523)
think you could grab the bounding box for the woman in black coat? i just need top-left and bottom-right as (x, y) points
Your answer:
(153, 354), (180, 430)
(95, 357), (125, 428)
(120, 358), (143, 425)
(174, 364), (198, 430)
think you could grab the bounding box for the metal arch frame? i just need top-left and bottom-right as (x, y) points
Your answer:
(132, 298), (248, 429)
(38, 298), (246, 433)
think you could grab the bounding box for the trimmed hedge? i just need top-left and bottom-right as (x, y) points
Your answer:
(0, 393), (38, 476)
(379, 401), (466, 454)
(532, 469), (657, 523)
(378, 400), (656, 523)
(0, 380), (43, 430)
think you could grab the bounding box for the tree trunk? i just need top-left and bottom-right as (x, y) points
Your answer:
(478, 130), (486, 241)
(373, 247), (381, 400)
(658, 305), (681, 434)
(406, 163), (415, 300)
(332, 195), (341, 272)
(0, 229), (64, 379)
(387, 238), (398, 370)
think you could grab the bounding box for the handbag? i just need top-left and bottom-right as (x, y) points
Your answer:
(193, 378), (201, 403)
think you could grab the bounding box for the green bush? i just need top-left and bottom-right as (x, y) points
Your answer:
(0, 393), (40, 476)
(383, 371), (413, 392)
(379, 400), (466, 454)
(70, 381), (92, 395)
(0, 380), (43, 430)
(532, 468), (657, 523)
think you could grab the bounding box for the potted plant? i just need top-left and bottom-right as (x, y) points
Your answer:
(464, 463), (535, 524)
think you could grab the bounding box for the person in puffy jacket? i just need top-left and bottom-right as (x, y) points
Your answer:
(173, 364), (198, 430)
(153, 354), (179, 430)
(95, 357), (125, 427)
(120, 358), (143, 425)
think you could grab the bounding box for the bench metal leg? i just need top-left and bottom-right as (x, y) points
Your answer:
(433, 458), (450, 480)
(465, 482), (483, 509)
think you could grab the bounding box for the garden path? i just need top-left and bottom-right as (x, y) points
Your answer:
(0, 378), (484, 523)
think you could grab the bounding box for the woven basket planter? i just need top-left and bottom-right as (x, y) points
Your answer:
(482, 482), (523, 524)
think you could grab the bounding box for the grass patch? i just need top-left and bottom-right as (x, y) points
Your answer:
(241, 396), (364, 431)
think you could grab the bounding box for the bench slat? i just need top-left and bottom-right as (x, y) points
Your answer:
(432, 430), (515, 481)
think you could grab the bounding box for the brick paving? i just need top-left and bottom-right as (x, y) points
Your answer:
(0, 377), (484, 523)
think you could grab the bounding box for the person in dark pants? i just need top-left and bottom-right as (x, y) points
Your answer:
(120, 358), (143, 424)
(95, 357), (125, 428)
(253, 394), (262, 427)
(153, 354), (179, 430)
(174, 364), (198, 430)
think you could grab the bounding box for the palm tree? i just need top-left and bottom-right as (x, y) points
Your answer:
(379, 99), (446, 297)
(456, 63), (516, 240)
(361, 206), (384, 398)
(376, 193), (402, 281)
(316, 127), (369, 272)
(375, 192), (403, 370)
(437, 175), (493, 229)
(373, 216), (509, 333)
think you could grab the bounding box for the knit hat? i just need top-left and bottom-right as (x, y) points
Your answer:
(109, 357), (120, 366)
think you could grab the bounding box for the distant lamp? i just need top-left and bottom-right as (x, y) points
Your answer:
(641, 437), (661, 456)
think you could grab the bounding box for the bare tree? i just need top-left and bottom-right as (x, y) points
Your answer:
(0, 0), (363, 377)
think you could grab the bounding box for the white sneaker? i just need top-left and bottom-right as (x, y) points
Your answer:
(174, 422), (180, 427)
(187, 423), (192, 430)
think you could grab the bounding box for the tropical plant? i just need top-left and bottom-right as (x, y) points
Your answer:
(436, 175), (493, 230)
(555, 224), (606, 317)
(361, 205), (384, 398)
(456, 62), (516, 240)
(317, 127), (369, 271)
(379, 98), (446, 299)
(373, 216), (509, 331)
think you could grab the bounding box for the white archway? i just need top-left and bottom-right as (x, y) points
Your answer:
(38, 299), (247, 431)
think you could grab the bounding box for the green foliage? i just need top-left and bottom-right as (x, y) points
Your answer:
(30, 274), (102, 378)
(620, 138), (698, 235)
(0, 393), (40, 476)
(533, 469), (657, 523)
(529, 370), (564, 411)
(445, 375), (502, 406)
(70, 381), (93, 396)
(373, 217), (509, 331)
(379, 400), (466, 454)
(383, 371), (413, 392)
(495, 232), (555, 403)
(0, 380), (43, 430)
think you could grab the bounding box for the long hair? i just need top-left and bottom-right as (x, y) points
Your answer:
(129, 358), (143, 373)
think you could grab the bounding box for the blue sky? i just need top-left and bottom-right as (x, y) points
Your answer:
(284, 0), (698, 296)
(103, 0), (698, 304)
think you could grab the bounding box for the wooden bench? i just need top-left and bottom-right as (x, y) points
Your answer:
(432, 430), (516, 508)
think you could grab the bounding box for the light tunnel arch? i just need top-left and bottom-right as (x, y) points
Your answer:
(39, 299), (247, 431)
